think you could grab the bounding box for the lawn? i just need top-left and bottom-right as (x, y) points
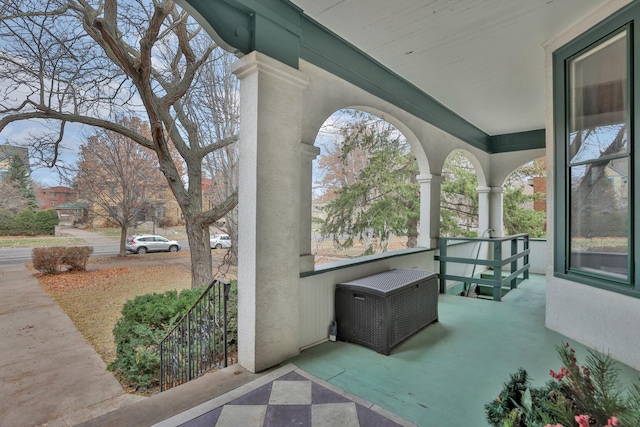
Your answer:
(37, 252), (236, 370)
(0, 235), (85, 248)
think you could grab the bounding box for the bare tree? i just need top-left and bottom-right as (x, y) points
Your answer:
(0, 0), (238, 287)
(197, 52), (239, 265)
(76, 117), (167, 255)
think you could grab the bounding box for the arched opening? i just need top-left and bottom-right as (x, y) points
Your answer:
(440, 150), (481, 237)
(502, 157), (547, 238)
(312, 109), (420, 264)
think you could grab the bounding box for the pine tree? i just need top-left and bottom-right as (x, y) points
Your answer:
(319, 111), (420, 254)
(3, 155), (37, 211)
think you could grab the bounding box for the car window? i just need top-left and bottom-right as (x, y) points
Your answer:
(156, 237), (167, 242)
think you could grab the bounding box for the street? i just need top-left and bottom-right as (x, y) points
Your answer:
(0, 241), (190, 265)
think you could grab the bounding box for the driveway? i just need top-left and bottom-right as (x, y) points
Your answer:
(0, 262), (143, 427)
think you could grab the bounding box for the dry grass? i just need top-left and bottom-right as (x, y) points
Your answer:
(36, 252), (235, 367)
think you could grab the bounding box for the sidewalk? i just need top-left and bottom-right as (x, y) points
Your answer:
(0, 263), (143, 427)
(57, 225), (118, 246)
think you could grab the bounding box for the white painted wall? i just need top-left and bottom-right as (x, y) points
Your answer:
(299, 250), (438, 349)
(544, 0), (640, 370)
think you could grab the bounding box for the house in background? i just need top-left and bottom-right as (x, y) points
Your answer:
(35, 186), (77, 211)
(177, 0), (640, 376)
(0, 144), (29, 180)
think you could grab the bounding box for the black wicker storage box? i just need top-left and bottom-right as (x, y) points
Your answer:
(335, 268), (438, 355)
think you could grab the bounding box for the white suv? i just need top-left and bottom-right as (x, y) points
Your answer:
(126, 234), (181, 254)
(210, 234), (232, 249)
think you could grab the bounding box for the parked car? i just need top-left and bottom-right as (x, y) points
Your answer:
(210, 233), (232, 249)
(126, 234), (181, 254)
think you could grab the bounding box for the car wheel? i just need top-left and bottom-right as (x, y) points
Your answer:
(215, 243), (222, 249)
(137, 247), (147, 254)
(169, 245), (178, 253)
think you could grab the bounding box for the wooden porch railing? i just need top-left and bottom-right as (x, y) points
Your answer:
(436, 234), (530, 301)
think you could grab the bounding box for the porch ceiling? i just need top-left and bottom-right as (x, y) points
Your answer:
(289, 0), (605, 136)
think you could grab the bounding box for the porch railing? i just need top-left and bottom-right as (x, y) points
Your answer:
(436, 234), (530, 301)
(159, 279), (232, 391)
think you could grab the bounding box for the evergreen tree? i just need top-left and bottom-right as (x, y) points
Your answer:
(319, 111), (419, 255)
(440, 152), (479, 237)
(3, 155), (36, 211)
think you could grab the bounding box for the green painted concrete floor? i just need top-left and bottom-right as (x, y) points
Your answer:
(289, 274), (640, 426)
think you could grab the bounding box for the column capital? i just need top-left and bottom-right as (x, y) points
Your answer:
(416, 173), (443, 184)
(490, 186), (505, 194)
(301, 143), (321, 160)
(476, 186), (491, 194)
(232, 51), (309, 89)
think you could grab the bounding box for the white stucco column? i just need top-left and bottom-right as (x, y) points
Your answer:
(232, 52), (309, 372)
(476, 186), (490, 237)
(416, 174), (442, 248)
(300, 143), (320, 273)
(489, 186), (505, 237)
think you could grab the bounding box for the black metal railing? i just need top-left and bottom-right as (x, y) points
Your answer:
(436, 234), (530, 301)
(159, 279), (232, 391)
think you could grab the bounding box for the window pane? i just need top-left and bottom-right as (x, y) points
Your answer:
(570, 159), (628, 280)
(569, 31), (628, 164)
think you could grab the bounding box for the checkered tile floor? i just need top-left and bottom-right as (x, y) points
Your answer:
(154, 365), (414, 427)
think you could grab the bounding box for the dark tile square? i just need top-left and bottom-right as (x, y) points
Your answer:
(178, 406), (223, 427)
(278, 371), (308, 381)
(311, 382), (352, 404)
(263, 404), (311, 427)
(355, 404), (403, 427)
(227, 382), (273, 405)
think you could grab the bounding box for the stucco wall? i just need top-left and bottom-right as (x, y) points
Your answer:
(544, 0), (640, 370)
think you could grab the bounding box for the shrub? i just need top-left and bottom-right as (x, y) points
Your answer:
(0, 208), (59, 236)
(32, 247), (66, 274)
(62, 246), (94, 271)
(108, 288), (204, 390)
(32, 246), (94, 273)
(109, 281), (239, 391)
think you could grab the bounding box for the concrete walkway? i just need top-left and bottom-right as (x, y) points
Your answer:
(57, 225), (118, 246)
(0, 262), (143, 427)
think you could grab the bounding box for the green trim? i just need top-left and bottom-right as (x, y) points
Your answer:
(299, 248), (433, 278)
(553, 0), (640, 296)
(297, 15), (489, 151)
(184, 1), (551, 153)
(489, 129), (545, 153)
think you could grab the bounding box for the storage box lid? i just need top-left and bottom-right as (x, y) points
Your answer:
(336, 268), (436, 296)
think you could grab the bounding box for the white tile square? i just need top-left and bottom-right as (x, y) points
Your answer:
(311, 402), (360, 427)
(215, 405), (267, 427)
(268, 380), (312, 405)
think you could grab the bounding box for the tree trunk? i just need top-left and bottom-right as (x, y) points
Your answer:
(119, 225), (128, 257)
(184, 214), (213, 288)
(406, 215), (419, 248)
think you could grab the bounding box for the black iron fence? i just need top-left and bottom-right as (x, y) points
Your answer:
(159, 279), (232, 391)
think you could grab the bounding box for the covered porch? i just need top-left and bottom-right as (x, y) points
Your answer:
(82, 271), (640, 426)
(131, 0), (640, 424)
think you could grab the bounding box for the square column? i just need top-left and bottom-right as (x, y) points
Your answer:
(300, 143), (320, 273)
(417, 174), (442, 248)
(489, 186), (505, 237)
(232, 52), (309, 372)
(476, 186), (491, 237)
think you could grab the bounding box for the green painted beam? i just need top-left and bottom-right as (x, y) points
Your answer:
(489, 129), (546, 152)
(183, 0), (546, 153)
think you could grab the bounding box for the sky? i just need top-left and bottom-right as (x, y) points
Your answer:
(2, 120), (85, 187)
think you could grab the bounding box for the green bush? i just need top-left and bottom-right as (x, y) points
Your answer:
(109, 281), (239, 391)
(0, 208), (59, 236)
(32, 246), (93, 274)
